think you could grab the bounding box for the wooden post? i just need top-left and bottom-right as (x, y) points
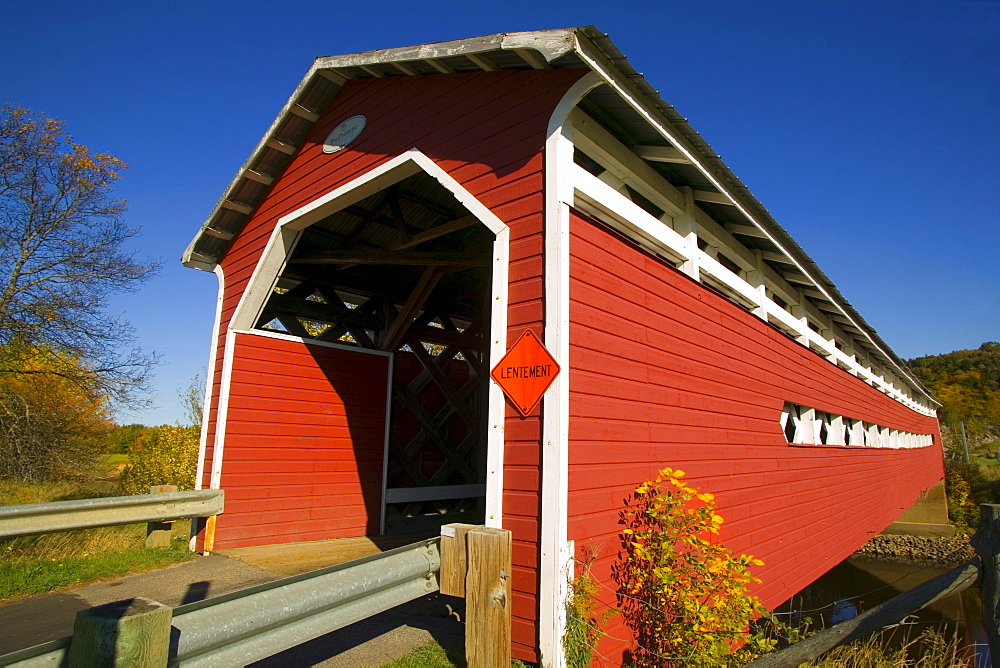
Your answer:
(439, 522), (478, 597)
(68, 597), (172, 667)
(971, 503), (1000, 659)
(465, 527), (512, 667)
(145, 485), (177, 548)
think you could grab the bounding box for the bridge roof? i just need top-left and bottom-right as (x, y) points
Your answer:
(182, 26), (937, 408)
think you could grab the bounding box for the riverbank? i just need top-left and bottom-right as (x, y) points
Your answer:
(855, 533), (975, 566)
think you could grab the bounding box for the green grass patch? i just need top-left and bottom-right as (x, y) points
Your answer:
(103, 453), (130, 467)
(0, 544), (195, 601)
(0, 480), (89, 505)
(381, 641), (534, 667)
(382, 642), (463, 667)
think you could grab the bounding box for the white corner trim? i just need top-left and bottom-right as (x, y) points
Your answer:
(190, 265), (226, 551)
(209, 329), (238, 491)
(485, 223), (510, 528)
(539, 71), (602, 668)
(194, 265), (226, 492)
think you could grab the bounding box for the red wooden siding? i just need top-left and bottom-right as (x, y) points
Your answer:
(197, 69), (588, 662)
(210, 332), (389, 549)
(566, 211), (943, 662)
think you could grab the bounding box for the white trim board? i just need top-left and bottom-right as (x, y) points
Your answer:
(232, 327), (394, 358)
(538, 71), (602, 668)
(189, 265), (226, 552)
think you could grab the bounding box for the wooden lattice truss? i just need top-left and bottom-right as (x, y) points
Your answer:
(255, 173), (493, 530)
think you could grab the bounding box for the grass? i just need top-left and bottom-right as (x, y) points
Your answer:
(380, 641), (534, 667)
(0, 480), (96, 505)
(1, 481), (197, 601)
(805, 624), (974, 667)
(0, 543), (195, 601)
(381, 642), (464, 667)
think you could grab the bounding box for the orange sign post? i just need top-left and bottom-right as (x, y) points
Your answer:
(490, 329), (560, 417)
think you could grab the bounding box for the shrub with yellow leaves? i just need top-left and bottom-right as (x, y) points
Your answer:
(613, 467), (773, 666)
(117, 425), (199, 494)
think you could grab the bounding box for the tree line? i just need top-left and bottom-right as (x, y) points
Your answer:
(907, 341), (1000, 452)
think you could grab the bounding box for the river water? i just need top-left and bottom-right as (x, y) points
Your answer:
(776, 556), (990, 666)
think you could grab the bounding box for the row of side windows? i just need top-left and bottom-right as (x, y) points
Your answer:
(780, 402), (933, 449)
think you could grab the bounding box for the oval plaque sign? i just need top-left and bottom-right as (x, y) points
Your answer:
(322, 115), (366, 154)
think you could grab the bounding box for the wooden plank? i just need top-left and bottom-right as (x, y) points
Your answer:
(269, 295), (385, 331)
(727, 223), (769, 238)
(316, 69), (348, 85)
(692, 189), (734, 206)
(466, 53), (498, 72)
(359, 65), (386, 78)
(393, 61), (420, 76)
(221, 200), (254, 215)
(633, 144), (690, 164)
(292, 251), (488, 267)
(265, 138), (296, 155)
(439, 522), (479, 597)
(243, 170), (275, 185)
(425, 58), (454, 74)
(760, 250), (795, 265)
(390, 215), (478, 251)
(410, 324), (481, 350)
(514, 48), (550, 70)
(972, 503), (1000, 658)
(465, 527), (512, 666)
(381, 268), (442, 351)
(202, 227), (235, 241)
(145, 485), (177, 548)
(385, 484), (485, 504)
(289, 104), (321, 122)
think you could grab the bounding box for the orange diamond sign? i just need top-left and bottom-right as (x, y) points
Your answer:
(490, 329), (561, 417)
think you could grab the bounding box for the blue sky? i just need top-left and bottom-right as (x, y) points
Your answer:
(2, 1), (997, 425)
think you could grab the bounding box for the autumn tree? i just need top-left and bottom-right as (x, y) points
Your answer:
(177, 372), (205, 430)
(0, 105), (159, 405)
(0, 349), (113, 482)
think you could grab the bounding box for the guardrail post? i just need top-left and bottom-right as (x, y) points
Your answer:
(972, 503), (1000, 660)
(440, 522), (478, 597)
(145, 485), (178, 548)
(68, 597), (172, 667)
(466, 527), (512, 667)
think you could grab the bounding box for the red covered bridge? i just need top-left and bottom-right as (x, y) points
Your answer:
(183, 27), (943, 665)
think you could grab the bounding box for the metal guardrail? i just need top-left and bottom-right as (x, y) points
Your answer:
(0, 537), (441, 667)
(0, 490), (225, 538)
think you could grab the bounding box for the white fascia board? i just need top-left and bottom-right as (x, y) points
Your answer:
(194, 265), (226, 493)
(572, 165), (688, 263)
(571, 32), (935, 409)
(189, 265), (226, 551)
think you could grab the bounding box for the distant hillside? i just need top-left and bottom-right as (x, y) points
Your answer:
(907, 341), (1000, 448)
